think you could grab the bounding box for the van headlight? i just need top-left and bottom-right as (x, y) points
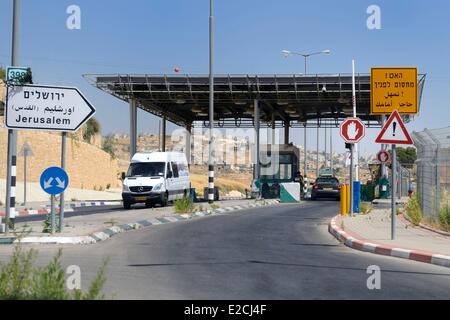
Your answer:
(152, 183), (164, 192)
(122, 184), (130, 192)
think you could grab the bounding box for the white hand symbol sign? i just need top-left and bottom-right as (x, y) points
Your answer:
(347, 121), (359, 139)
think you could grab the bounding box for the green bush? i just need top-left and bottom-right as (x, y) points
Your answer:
(42, 214), (59, 233)
(405, 193), (422, 225)
(439, 205), (450, 231)
(0, 246), (108, 300)
(174, 197), (195, 214)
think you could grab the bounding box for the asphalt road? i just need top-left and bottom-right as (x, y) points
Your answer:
(1, 200), (450, 299)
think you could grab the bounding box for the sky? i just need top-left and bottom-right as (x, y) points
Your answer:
(1, 0), (450, 156)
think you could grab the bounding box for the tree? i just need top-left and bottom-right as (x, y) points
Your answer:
(0, 67), (5, 81)
(82, 117), (101, 143)
(395, 147), (416, 167)
(102, 134), (117, 159)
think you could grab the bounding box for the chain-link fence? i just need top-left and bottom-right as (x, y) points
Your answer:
(413, 127), (450, 221)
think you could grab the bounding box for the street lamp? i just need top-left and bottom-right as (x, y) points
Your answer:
(282, 49), (331, 74)
(282, 49), (331, 181)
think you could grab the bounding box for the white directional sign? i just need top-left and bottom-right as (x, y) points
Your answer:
(5, 84), (95, 132)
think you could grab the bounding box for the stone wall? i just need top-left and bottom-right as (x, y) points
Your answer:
(0, 116), (122, 190)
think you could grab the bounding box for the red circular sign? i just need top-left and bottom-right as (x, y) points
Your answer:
(377, 150), (390, 163)
(339, 117), (365, 143)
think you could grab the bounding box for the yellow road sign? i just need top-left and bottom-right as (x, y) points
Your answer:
(370, 67), (418, 115)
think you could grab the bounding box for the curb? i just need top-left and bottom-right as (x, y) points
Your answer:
(0, 208), (74, 218)
(328, 214), (450, 268)
(0, 201), (122, 218)
(7, 199), (281, 245)
(45, 201), (122, 209)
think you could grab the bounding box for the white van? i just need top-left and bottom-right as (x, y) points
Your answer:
(121, 152), (190, 209)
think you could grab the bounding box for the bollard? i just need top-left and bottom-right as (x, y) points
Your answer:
(340, 185), (347, 215)
(345, 184), (351, 216)
(353, 181), (361, 214)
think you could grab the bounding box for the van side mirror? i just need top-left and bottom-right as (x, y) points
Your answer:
(121, 172), (126, 180)
(167, 171), (173, 178)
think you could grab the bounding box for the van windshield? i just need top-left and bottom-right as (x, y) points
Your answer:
(127, 162), (165, 178)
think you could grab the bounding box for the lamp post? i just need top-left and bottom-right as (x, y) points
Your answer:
(282, 49), (331, 180)
(208, 0), (214, 204)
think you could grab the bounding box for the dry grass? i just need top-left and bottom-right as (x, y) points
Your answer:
(190, 173), (251, 195)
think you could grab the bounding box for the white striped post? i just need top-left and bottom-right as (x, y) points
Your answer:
(208, 165), (214, 202)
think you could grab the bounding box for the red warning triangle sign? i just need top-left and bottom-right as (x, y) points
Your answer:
(375, 110), (413, 145)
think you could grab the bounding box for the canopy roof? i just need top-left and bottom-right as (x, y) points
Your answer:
(84, 73), (426, 128)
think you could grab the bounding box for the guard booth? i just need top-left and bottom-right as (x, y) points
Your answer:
(252, 144), (300, 199)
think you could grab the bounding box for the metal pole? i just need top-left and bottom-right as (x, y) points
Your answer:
(391, 144), (397, 240)
(380, 116), (386, 177)
(23, 152), (26, 206)
(304, 125), (307, 177)
(129, 99), (137, 158)
(254, 99), (260, 180)
(208, 0), (215, 204)
(271, 113), (275, 145)
(351, 59), (359, 181)
(162, 115), (166, 152)
(59, 132), (67, 232)
(349, 144), (354, 216)
(5, 0), (20, 234)
(330, 126), (333, 174)
(158, 119), (161, 151)
(185, 123), (191, 165)
(398, 161), (402, 199)
(303, 57), (308, 192)
(50, 194), (55, 234)
(316, 126), (319, 178)
(324, 126), (327, 168)
(284, 121), (289, 144)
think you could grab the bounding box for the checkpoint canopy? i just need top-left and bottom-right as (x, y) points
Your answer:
(84, 73), (426, 129)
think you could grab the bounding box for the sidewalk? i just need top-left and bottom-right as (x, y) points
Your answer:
(329, 207), (450, 268)
(1, 198), (280, 245)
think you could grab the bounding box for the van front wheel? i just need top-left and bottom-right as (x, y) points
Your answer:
(160, 192), (168, 207)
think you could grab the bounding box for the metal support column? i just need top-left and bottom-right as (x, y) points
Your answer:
(185, 123), (192, 165)
(391, 145), (397, 240)
(350, 144), (354, 216)
(129, 99), (137, 158)
(380, 116), (387, 177)
(271, 114), (276, 145)
(330, 126), (333, 174)
(254, 99), (260, 180)
(316, 126), (319, 178)
(4, 0), (20, 234)
(59, 132), (67, 232)
(284, 120), (289, 144)
(303, 125), (308, 195)
(207, 0), (215, 203)
(324, 126), (327, 168)
(161, 115), (166, 152)
(304, 126), (307, 177)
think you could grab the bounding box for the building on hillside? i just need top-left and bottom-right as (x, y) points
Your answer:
(0, 80), (5, 116)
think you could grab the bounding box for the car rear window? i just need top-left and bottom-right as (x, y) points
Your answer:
(315, 177), (339, 184)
